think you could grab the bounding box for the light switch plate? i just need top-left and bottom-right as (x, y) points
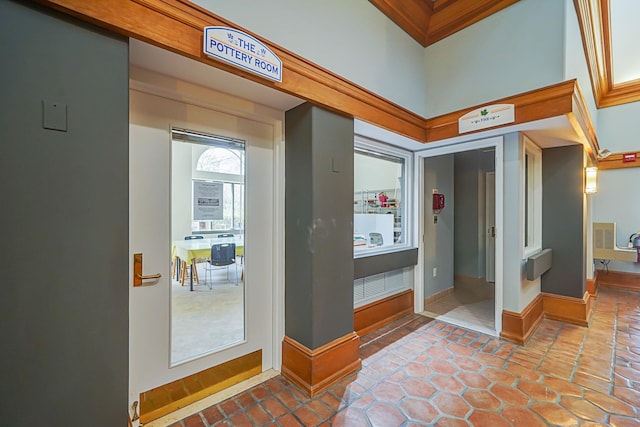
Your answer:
(43, 100), (67, 132)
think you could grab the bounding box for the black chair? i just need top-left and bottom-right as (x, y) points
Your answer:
(204, 243), (238, 288)
(184, 235), (204, 240)
(217, 233), (234, 238)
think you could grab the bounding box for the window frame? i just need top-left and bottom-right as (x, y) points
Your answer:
(522, 136), (542, 259)
(354, 135), (413, 258)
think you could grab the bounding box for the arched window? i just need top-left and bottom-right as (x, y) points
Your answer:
(196, 147), (245, 175)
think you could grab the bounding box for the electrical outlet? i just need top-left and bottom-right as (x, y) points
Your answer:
(433, 267), (437, 277)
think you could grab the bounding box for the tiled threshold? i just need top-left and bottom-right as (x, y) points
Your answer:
(161, 286), (639, 426)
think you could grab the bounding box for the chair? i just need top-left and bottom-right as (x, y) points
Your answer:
(204, 243), (238, 288)
(217, 233), (234, 238)
(179, 235), (205, 285)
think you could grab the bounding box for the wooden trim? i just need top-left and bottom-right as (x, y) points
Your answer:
(586, 271), (598, 297)
(36, 0), (426, 142)
(597, 151), (640, 170)
(354, 289), (414, 336)
(596, 269), (640, 291)
(425, 79), (599, 161)
(500, 293), (544, 345)
(139, 350), (262, 424)
(368, 0), (432, 46)
(574, 0), (640, 108)
(542, 291), (593, 327)
(424, 287), (454, 306)
(426, 0), (519, 46)
(281, 333), (361, 397)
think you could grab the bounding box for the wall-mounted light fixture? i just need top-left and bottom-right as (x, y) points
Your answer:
(585, 166), (598, 194)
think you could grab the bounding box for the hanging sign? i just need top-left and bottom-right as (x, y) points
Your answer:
(203, 26), (283, 82)
(459, 104), (515, 134)
(193, 181), (223, 221)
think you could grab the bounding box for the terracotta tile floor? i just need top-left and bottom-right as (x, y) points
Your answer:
(170, 286), (640, 426)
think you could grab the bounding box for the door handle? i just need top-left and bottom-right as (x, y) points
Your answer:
(133, 253), (162, 287)
(491, 226), (496, 238)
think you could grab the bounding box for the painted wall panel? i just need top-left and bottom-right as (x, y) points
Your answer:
(425, 0), (565, 117)
(195, 0), (427, 115)
(424, 155), (455, 297)
(0, 2), (128, 425)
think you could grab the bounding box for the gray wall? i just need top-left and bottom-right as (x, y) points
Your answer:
(0, 2), (129, 425)
(542, 145), (586, 298)
(424, 155), (455, 297)
(454, 150), (495, 278)
(285, 103), (354, 349)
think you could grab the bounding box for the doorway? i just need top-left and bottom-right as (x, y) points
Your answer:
(418, 138), (503, 336)
(128, 72), (284, 424)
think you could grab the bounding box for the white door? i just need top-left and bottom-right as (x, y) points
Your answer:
(486, 172), (496, 282)
(128, 88), (276, 424)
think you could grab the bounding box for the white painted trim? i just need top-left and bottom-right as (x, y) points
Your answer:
(414, 153), (425, 313)
(272, 118), (285, 371)
(415, 136), (504, 336)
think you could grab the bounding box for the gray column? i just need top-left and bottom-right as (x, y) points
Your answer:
(542, 145), (586, 298)
(285, 103), (354, 349)
(0, 2), (129, 425)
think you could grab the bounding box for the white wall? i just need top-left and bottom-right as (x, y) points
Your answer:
(354, 153), (402, 193)
(592, 101), (640, 273)
(424, 0), (566, 117)
(195, 0), (427, 115)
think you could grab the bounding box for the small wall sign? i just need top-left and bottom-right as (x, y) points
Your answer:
(459, 104), (515, 134)
(623, 153), (637, 163)
(203, 26), (282, 82)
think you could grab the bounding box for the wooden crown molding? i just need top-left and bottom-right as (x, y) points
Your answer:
(425, 79), (600, 161)
(368, 0), (432, 46)
(37, 0), (426, 142)
(574, 0), (640, 108)
(426, 0), (519, 46)
(598, 151), (640, 170)
(370, 0), (518, 47)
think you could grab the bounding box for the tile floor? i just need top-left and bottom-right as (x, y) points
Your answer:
(169, 286), (640, 426)
(423, 279), (496, 333)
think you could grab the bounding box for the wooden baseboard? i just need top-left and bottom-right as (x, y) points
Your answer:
(424, 287), (454, 306)
(542, 291), (593, 327)
(354, 289), (414, 337)
(140, 350), (262, 424)
(281, 332), (361, 397)
(596, 269), (640, 291)
(586, 272), (598, 297)
(500, 293), (544, 345)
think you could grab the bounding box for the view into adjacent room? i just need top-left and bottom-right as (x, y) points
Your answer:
(423, 148), (496, 335)
(170, 129), (246, 365)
